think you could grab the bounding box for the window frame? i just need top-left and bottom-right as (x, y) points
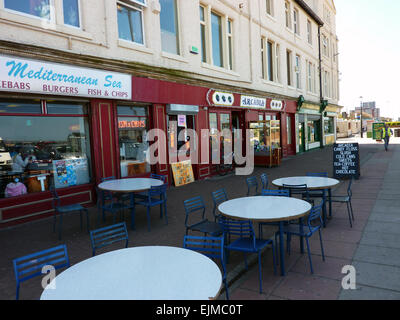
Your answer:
(210, 10), (224, 68)
(117, 0), (146, 46)
(293, 7), (300, 35)
(286, 49), (293, 87)
(285, 1), (291, 29)
(160, 0), (180, 55)
(307, 19), (312, 45)
(227, 18), (233, 70)
(3, 0), (55, 22)
(295, 54), (301, 89)
(199, 5), (208, 63)
(266, 0), (274, 17)
(62, 0), (82, 29)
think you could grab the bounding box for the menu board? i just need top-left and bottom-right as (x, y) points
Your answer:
(333, 143), (360, 179)
(171, 160), (195, 187)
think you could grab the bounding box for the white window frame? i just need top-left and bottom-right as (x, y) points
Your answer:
(62, 0), (82, 29)
(293, 7), (300, 35)
(285, 1), (291, 29)
(117, 0), (146, 46)
(307, 19), (312, 45)
(266, 0), (274, 17)
(295, 54), (301, 89)
(2, 0), (56, 23)
(199, 5), (208, 63)
(286, 49), (293, 87)
(226, 18), (233, 70)
(160, 0), (180, 55)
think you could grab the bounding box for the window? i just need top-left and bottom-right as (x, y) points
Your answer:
(307, 19), (312, 44)
(307, 61), (313, 92)
(293, 8), (299, 35)
(227, 19), (233, 70)
(211, 12), (223, 68)
(0, 99), (92, 198)
(266, 0), (273, 16)
(323, 70), (331, 98)
(324, 118), (334, 134)
(295, 54), (301, 89)
(322, 34), (329, 57)
(275, 44), (280, 83)
(63, 0), (80, 28)
(267, 41), (274, 82)
(4, 0), (51, 20)
(117, 1), (145, 45)
(287, 115), (292, 144)
(199, 6), (207, 63)
(261, 38), (265, 79)
(160, 0), (179, 55)
(118, 106), (150, 177)
(286, 49), (292, 86)
(285, 1), (291, 29)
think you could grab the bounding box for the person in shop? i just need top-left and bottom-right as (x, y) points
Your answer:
(11, 148), (36, 172)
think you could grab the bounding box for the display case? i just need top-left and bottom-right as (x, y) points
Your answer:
(250, 120), (281, 167)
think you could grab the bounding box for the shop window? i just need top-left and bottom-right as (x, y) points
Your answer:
(4, 0), (51, 20)
(117, 106), (150, 177)
(0, 100), (92, 199)
(160, 0), (180, 55)
(324, 118), (334, 134)
(117, 1), (145, 45)
(307, 120), (320, 143)
(168, 114), (196, 163)
(63, 0), (80, 28)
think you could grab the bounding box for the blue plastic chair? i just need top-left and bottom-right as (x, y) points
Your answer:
(305, 172), (329, 198)
(275, 203), (325, 274)
(219, 217), (277, 293)
(13, 245), (70, 300)
(50, 187), (89, 240)
(150, 173), (167, 183)
(260, 173), (269, 190)
(183, 235), (229, 300)
(259, 189), (290, 239)
(183, 196), (222, 236)
(100, 189), (132, 225)
(246, 176), (259, 196)
(211, 189), (228, 221)
(90, 222), (129, 256)
(132, 184), (168, 231)
(328, 178), (354, 227)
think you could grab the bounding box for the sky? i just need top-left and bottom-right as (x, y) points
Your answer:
(335, 0), (400, 120)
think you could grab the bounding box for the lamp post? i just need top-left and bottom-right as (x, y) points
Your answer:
(359, 96), (363, 138)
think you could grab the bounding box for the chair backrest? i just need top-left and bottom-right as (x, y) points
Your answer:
(211, 189), (228, 219)
(89, 222), (129, 256)
(219, 217), (256, 248)
(260, 173), (269, 189)
(306, 172), (328, 177)
(148, 184), (168, 199)
(306, 203), (324, 232)
(283, 184), (310, 202)
(183, 196), (206, 227)
(101, 176), (116, 182)
(183, 235), (225, 266)
(261, 189), (290, 197)
(246, 176), (258, 196)
(13, 245), (70, 299)
(150, 173), (167, 183)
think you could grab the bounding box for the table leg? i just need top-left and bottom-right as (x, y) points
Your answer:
(322, 189), (327, 228)
(279, 221), (285, 276)
(328, 189), (332, 218)
(130, 193), (136, 230)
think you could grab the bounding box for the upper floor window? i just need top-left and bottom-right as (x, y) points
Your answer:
(322, 34), (329, 57)
(286, 49), (292, 86)
(117, 1), (145, 45)
(211, 11), (223, 68)
(295, 54), (301, 89)
(199, 6), (207, 63)
(63, 0), (80, 28)
(261, 38), (280, 83)
(266, 0), (273, 16)
(160, 0), (179, 55)
(4, 0), (51, 20)
(293, 8), (300, 35)
(307, 19), (312, 44)
(285, 1), (291, 29)
(227, 19), (233, 70)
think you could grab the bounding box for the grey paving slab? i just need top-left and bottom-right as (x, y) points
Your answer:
(368, 210), (400, 223)
(350, 261), (400, 292)
(363, 221), (400, 235)
(353, 244), (400, 267)
(339, 285), (400, 300)
(360, 231), (400, 250)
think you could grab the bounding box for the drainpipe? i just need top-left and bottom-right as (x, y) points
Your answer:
(318, 24), (324, 149)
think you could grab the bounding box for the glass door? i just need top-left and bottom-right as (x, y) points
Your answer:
(209, 111), (231, 165)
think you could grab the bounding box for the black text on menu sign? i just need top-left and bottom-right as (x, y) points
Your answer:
(333, 143), (360, 179)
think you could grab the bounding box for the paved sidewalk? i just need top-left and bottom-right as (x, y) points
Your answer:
(1, 136), (397, 300)
(224, 137), (400, 300)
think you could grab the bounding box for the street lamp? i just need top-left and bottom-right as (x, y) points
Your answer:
(359, 96), (363, 138)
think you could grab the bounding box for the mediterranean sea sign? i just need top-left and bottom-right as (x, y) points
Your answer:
(0, 55), (131, 99)
(333, 143), (360, 179)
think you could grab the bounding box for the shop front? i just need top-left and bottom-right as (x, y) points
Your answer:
(296, 103), (322, 152)
(0, 54), (132, 227)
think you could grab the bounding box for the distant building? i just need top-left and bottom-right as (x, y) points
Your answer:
(355, 101), (380, 120)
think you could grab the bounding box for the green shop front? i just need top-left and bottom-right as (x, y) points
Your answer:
(296, 103), (323, 152)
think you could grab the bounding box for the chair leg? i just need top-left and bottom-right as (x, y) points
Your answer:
(346, 202), (353, 228)
(305, 237), (314, 274)
(271, 242), (277, 276)
(224, 278), (229, 300)
(349, 200), (355, 221)
(258, 251), (263, 293)
(319, 229), (325, 261)
(164, 202), (168, 225)
(146, 206), (151, 232)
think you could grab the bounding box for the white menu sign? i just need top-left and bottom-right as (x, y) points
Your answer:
(0, 55), (132, 100)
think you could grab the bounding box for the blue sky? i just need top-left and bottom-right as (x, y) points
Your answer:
(335, 0), (400, 119)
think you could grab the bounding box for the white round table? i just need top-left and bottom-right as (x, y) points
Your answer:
(41, 246), (222, 300)
(98, 178), (164, 230)
(272, 176), (340, 227)
(218, 196), (312, 276)
(98, 178), (163, 193)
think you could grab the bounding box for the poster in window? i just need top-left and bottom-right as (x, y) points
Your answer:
(171, 160), (195, 187)
(178, 115), (186, 127)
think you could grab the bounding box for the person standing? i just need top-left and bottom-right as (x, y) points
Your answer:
(382, 124), (393, 151)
